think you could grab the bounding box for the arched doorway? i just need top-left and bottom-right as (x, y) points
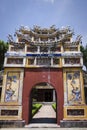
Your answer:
(31, 82), (56, 102)
(22, 68), (64, 125)
(30, 82), (57, 124)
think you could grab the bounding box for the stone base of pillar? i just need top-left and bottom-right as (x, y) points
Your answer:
(0, 120), (25, 128)
(60, 120), (87, 127)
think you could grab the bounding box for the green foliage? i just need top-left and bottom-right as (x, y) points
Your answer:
(52, 103), (56, 111)
(32, 103), (42, 117)
(0, 40), (8, 70)
(80, 45), (87, 71)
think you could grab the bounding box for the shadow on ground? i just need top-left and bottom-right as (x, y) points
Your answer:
(30, 118), (56, 123)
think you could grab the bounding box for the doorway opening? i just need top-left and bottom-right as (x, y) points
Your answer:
(30, 82), (57, 124)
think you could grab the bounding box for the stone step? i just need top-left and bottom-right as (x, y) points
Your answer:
(25, 123), (59, 128)
(1, 128), (87, 130)
(33, 102), (55, 105)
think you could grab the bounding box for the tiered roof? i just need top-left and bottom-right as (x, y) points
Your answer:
(8, 25), (82, 48)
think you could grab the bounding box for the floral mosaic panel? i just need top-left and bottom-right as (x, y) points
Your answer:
(66, 71), (82, 105)
(5, 72), (20, 102)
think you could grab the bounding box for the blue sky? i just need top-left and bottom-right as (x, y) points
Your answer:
(0, 0), (87, 46)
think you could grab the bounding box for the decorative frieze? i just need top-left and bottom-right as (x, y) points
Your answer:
(26, 53), (61, 57)
(62, 52), (82, 57)
(5, 52), (26, 57)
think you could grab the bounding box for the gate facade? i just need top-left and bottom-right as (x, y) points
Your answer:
(0, 25), (87, 127)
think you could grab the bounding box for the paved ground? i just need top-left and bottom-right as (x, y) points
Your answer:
(1, 128), (87, 130)
(33, 104), (56, 118)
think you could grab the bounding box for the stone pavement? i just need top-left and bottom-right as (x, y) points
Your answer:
(1, 128), (87, 130)
(33, 104), (56, 118)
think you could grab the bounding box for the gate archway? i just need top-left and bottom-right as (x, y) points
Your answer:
(30, 82), (57, 123)
(22, 68), (64, 125)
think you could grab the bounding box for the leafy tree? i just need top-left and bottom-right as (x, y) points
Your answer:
(0, 40), (8, 70)
(80, 45), (87, 71)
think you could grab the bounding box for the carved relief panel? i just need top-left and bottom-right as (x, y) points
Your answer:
(66, 71), (82, 105)
(5, 72), (20, 102)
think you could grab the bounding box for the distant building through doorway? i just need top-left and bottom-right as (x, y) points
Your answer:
(31, 82), (56, 102)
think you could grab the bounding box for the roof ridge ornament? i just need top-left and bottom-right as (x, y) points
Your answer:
(76, 35), (82, 42)
(8, 34), (14, 43)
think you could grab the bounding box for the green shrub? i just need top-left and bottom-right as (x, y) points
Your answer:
(52, 103), (56, 111)
(32, 103), (42, 117)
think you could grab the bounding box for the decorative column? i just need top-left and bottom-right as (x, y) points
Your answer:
(37, 46), (40, 53)
(34, 57), (37, 65)
(53, 89), (56, 102)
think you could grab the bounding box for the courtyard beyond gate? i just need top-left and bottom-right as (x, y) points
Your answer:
(25, 104), (58, 128)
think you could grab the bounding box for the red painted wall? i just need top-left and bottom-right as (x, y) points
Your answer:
(22, 68), (64, 125)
